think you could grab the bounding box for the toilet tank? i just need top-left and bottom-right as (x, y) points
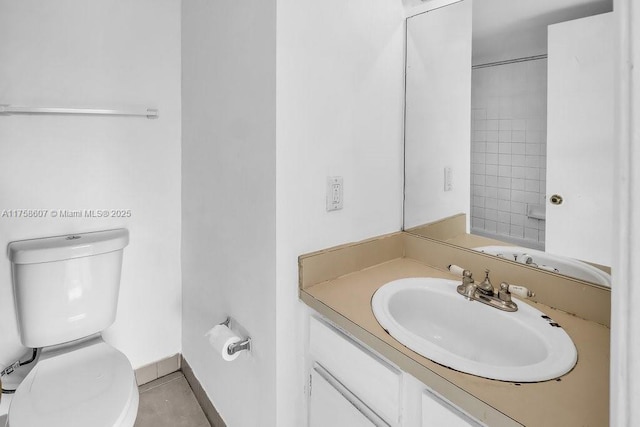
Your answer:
(8, 229), (129, 348)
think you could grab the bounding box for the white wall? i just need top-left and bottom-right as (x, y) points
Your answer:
(611, 0), (640, 424)
(181, 0), (277, 425)
(275, 0), (406, 425)
(404, 1), (473, 229)
(0, 0), (182, 369)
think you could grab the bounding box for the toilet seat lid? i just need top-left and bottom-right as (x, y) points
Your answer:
(8, 339), (137, 427)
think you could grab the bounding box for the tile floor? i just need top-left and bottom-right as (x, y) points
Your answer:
(134, 371), (211, 427)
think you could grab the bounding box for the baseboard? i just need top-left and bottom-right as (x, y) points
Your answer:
(134, 353), (181, 386)
(181, 355), (227, 427)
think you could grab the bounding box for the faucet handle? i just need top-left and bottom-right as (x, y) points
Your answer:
(475, 269), (493, 296)
(448, 264), (468, 277)
(502, 282), (535, 299)
(498, 283), (512, 303)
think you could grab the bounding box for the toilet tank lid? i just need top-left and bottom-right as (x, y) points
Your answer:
(8, 229), (129, 265)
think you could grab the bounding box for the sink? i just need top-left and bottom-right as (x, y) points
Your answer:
(372, 278), (577, 382)
(473, 245), (611, 287)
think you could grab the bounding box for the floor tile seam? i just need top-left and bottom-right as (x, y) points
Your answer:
(139, 374), (184, 394)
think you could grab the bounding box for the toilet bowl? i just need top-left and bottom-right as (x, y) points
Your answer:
(7, 336), (138, 427)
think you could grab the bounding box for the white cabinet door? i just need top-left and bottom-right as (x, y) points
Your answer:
(310, 364), (389, 427)
(309, 317), (401, 425)
(421, 390), (484, 427)
(546, 12), (614, 266)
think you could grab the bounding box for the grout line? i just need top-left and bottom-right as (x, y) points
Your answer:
(139, 372), (184, 394)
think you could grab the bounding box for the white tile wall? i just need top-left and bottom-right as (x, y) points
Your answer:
(470, 59), (547, 247)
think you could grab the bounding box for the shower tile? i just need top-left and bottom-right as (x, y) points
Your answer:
(486, 142), (499, 153)
(511, 190), (526, 202)
(526, 191), (541, 204)
(525, 155), (541, 168)
(485, 220), (497, 232)
(485, 208), (498, 221)
(526, 144), (541, 155)
(485, 197), (498, 209)
(526, 130), (545, 143)
(499, 119), (512, 130)
(511, 213), (526, 226)
(512, 131), (526, 142)
(525, 167), (540, 180)
(474, 142), (487, 153)
(512, 119), (526, 130)
(511, 201), (526, 214)
(525, 217), (541, 229)
(473, 196), (485, 208)
(474, 130), (487, 142)
(512, 166), (525, 178)
(499, 130), (511, 142)
(472, 152), (486, 164)
(474, 120), (487, 131)
(487, 106), (500, 119)
(525, 227), (539, 241)
(472, 185), (485, 197)
(498, 177), (511, 189)
(511, 178), (525, 190)
(473, 108), (487, 120)
(498, 211), (511, 224)
(510, 225), (524, 238)
(512, 143), (526, 155)
(525, 179), (540, 192)
(473, 174), (486, 186)
(472, 163), (486, 174)
(472, 217), (485, 229)
(499, 143), (512, 154)
(497, 222), (510, 236)
(512, 155), (526, 167)
(498, 165), (511, 177)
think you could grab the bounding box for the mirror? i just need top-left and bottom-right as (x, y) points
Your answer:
(403, 0), (614, 287)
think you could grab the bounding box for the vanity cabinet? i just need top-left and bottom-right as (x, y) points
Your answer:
(309, 364), (383, 427)
(421, 390), (483, 427)
(308, 315), (484, 427)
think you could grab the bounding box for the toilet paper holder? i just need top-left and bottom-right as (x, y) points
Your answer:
(220, 317), (252, 355)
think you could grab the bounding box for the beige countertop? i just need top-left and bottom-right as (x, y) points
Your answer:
(300, 256), (610, 427)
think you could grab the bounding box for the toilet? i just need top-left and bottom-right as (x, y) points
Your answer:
(5, 229), (138, 427)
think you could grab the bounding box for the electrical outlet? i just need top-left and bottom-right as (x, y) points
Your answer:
(444, 166), (453, 191)
(326, 176), (343, 211)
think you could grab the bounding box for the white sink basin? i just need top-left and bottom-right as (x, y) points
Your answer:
(372, 278), (577, 382)
(473, 245), (611, 287)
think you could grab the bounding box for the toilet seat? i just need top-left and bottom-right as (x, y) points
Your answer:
(7, 338), (138, 427)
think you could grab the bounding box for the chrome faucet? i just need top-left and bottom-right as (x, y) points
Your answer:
(450, 266), (535, 312)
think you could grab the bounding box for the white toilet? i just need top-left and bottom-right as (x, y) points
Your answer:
(5, 229), (138, 427)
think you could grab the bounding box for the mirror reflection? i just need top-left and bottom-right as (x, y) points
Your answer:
(403, 0), (614, 287)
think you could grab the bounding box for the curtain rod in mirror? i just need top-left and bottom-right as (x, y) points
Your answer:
(472, 54), (548, 70)
(0, 104), (158, 119)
